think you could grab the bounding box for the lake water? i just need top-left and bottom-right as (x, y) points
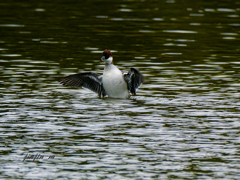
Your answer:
(1, 0), (240, 179)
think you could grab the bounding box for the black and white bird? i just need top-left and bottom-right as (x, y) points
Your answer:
(59, 49), (144, 98)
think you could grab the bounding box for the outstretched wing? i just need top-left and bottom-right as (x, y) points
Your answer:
(123, 68), (144, 95)
(59, 72), (107, 97)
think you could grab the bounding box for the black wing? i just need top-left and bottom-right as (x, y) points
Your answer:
(59, 72), (107, 97)
(123, 68), (144, 95)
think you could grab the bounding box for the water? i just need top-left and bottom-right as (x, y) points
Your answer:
(1, 0), (240, 179)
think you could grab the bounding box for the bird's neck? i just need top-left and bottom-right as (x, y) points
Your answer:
(104, 63), (114, 71)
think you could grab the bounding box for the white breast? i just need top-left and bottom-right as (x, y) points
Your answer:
(103, 64), (129, 98)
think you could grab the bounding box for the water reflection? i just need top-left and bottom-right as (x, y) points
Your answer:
(1, 0), (240, 179)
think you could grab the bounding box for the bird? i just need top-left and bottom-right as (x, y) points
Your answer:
(59, 49), (144, 98)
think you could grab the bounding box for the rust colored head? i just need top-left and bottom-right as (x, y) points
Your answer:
(102, 49), (112, 59)
(101, 49), (113, 64)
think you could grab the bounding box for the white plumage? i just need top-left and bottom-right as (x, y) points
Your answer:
(102, 63), (129, 98)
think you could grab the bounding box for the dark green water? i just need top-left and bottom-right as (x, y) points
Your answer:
(1, 0), (240, 179)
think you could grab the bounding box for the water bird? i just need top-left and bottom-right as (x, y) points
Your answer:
(59, 49), (144, 98)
